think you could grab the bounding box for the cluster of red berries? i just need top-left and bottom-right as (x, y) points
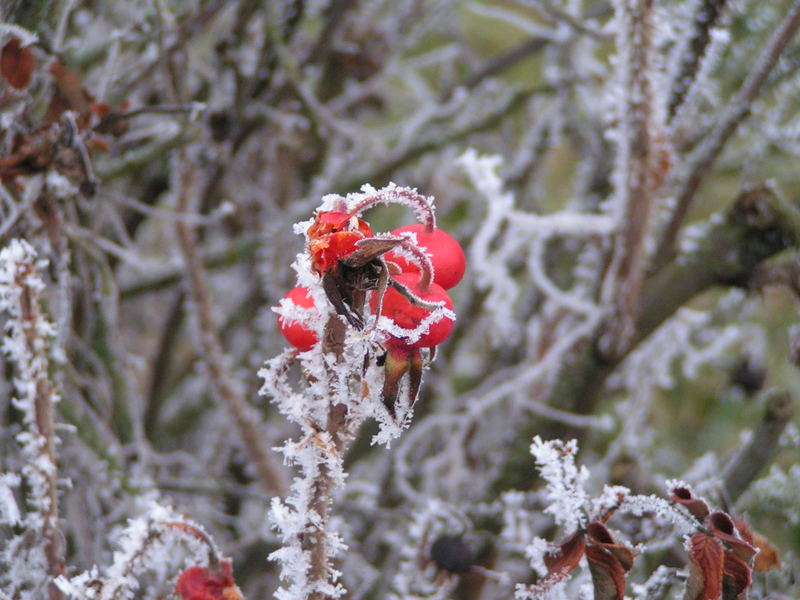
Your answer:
(276, 194), (465, 416)
(278, 219), (465, 351)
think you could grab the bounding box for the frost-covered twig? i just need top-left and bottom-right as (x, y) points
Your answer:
(0, 239), (64, 600)
(666, 0), (728, 121)
(653, 0), (800, 270)
(55, 501), (229, 600)
(600, 0), (660, 359)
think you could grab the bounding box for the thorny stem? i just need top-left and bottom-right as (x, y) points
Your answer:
(173, 153), (287, 497)
(600, 0), (658, 360)
(347, 187), (436, 231)
(653, 0), (800, 271)
(15, 263), (65, 600)
(306, 315), (352, 600)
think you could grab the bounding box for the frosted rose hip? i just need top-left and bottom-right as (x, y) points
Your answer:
(277, 287), (318, 351)
(386, 224), (465, 290)
(371, 272), (454, 348)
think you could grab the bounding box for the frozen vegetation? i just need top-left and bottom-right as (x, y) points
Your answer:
(0, 1), (799, 599)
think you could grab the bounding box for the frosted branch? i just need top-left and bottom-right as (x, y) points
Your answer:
(0, 239), (64, 600)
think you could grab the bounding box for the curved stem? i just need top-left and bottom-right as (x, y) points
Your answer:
(347, 185), (436, 231)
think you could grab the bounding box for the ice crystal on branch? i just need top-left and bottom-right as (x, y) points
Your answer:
(0, 239), (63, 599)
(529, 436), (589, 532)
(55, 501), (229, 600)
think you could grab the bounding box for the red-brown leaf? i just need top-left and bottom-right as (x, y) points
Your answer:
(732, 517), (779, 572)
(586, 521), (635, 571)
(671, 487), (710, 521)
(516, 531), (586, 597)
(46, 60), (93, 123)
(543, 530), (586, 576)
(1, 38), (37, 90)
(722, 552), (751, 599)
(684, 534), (724, 600)
(586, 545), (627, 600)
(708, 512), (756, 562)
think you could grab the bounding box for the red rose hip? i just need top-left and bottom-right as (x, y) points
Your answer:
(277, 287), (318, 351)
(372, 272), (454, 348)
(386, 224), (465, 290)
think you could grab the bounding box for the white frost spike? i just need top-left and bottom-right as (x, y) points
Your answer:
(529, 436), (589, 531)
(0, 473), (21, 526)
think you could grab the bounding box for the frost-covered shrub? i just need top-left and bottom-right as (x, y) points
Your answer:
(1, 1), (799, 599)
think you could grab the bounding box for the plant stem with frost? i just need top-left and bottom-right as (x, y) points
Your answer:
(0, 241), (64, 600)
(601, 0), (658, 359)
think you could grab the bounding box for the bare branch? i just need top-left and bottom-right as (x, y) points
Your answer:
(721, 390), (795, 504)
(600, 0), (658, 359)
(173, 155), (288, 497)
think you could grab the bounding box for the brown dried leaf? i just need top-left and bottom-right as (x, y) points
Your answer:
(732, 517), (781, 572)
(722, 552), (751, 600)
(684, 534), (724, 600)
(671, 487), (710, 521)
(708, 512), (756, 562)
(516, 531), (586, 598)
(586, 545), (627, 600)
(46, 60), (93, 124)
(586, 521), (635, 571)
(751, 530), (781, 572)
(1, 38), (37, 90)
(543, 530), (586, 576)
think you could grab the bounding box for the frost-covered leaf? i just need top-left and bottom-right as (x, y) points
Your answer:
(706, 512), (756, 562)
(671, 487), (710, 522)
(721, 553), (750, 600)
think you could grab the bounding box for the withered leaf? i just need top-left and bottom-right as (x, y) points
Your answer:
(732, 517), (780, 572)
(752, 531), (781, 572)
(707, 512), (756, 562)
(46, 60), (93, 123)
(684, 533), (724, 600)
(1, 38), (37, 90)
(586, 521), (635, 571)
(671, 487), (710, 521)
(516, 531), (586, 597)
(586, 545), (627, 600)
(722, 553), (751, 600)
(543, 530), (586, 576)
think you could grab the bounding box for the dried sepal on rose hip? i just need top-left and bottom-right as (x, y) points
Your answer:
(370, 271), (454, 417)
(306, 209), (404, 329)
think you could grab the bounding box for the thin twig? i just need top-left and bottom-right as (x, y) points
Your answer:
(653, 0), (800, 271)
(667, 0), (728, 120)
(599, 0), (657, 359)
(173, 154), (287, 496)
